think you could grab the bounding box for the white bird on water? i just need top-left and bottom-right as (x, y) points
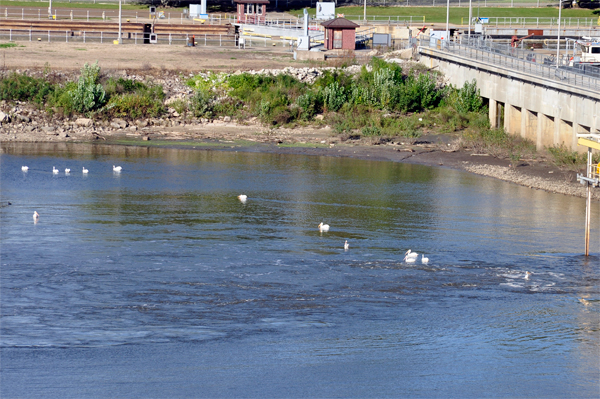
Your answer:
(52, 167), (59, 174)
(82, 167), (89, 174)
(33, 211), (39, 221)
(65, 168), (71, 174)
(113, 165), (122, 172)
(421, 254), (429, 264)
(21, 166), (29, 172)
(318, 222), (330, 232)
(524, 271), (532, 280)
(404, 249), (418, 263)
(238, 194), (247, 203)
(344, 240), (349, 251)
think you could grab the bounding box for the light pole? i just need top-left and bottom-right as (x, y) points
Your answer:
(445, 0), (450, 43)
(118, 0), (122, 44)
(48, 0), (52, 18)
(468, 0), (472, 43)
(364, 0), (367, 23)
(556, 0), (562, 68)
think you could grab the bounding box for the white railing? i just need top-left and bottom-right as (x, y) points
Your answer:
(467, 16), (598, 28)
(0, 29), (237, 46)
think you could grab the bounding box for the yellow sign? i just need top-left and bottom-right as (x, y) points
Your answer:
(578, 137), (600, 151)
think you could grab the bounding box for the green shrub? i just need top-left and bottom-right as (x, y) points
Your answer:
(447, 80), (483, 114)
(103, 85), (164, 119)
(322, 81), (346, 112)
(0, 73), (55, 105)
(296, 91), (322, 119)
(189, 89), (214, 118)
(547, 143), (590, 170)
(361, 126), (381, 136)
(69, 62), (106, 113)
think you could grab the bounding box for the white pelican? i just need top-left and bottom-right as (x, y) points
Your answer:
(21, 166), (29, 171)
(524, 271), (532, 280)
(403, 249), (418, 263)
(82, 167), (89, 174)
(65, 168), (71, 174)
(113, 165), (122, 172)
(52, 167), (59, 174)
(33, 211), (39, 221)
(421, 254), (429, 264)
(238, 194), (247, 203)
(318, 222), (330, 232)
(344, 240), (349, 250)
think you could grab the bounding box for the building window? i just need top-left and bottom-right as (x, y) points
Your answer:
(257, 5), (263, 15)
(246, 4), (253, 14)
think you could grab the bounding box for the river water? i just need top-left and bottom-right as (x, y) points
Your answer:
(1, 142), (598, 398)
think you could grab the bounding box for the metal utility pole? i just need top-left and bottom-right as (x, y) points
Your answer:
(556, 0), (562, 68)
(577, 136), (600, 256)
(585, 147), (592, 256)
(364, 0), (367, 23)
(445, 0), (450, 43)
(48, 0), (52, 18)
(118, 0), (122, 44)
(468, 0), (472, 42)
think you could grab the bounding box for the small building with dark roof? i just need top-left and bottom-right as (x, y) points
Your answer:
(321, 17), (359, 50)
(234, 0), (269, 24)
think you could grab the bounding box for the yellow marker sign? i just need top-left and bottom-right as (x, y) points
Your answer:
(578, 137), (600, 151)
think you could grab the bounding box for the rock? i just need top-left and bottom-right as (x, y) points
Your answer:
(75, 118), (93, 127)
(16, 114), (31, 123)
(223, 116), (231, 122)
(143, 136), (151, 141)
(315, 114), (324, 121)
(0, 111), (10, 123)
(136, 119), (148, 127)
(129, 126), (138, 131)
(42, 126), (56, 135)
(111, 118), (128, 129)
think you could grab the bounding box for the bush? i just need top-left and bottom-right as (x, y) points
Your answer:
(547, 144), (590, 170)
(103, 85), (164, 119)
(447, 80), (483, 114)
(296, 91), (322, 120)
(361, 126), (381, 136)
(322, 81), (346, 112)
(0, 73), (55, 105)
(189, 89), (214, 118)
(69, 62), (106, 114)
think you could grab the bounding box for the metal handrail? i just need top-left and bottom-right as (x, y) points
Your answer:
(418, 36), (600, 92)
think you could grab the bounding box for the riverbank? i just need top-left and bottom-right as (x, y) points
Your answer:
(1, 59), (598, 201)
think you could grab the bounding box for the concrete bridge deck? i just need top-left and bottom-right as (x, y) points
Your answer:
(417, 38), (600, 151)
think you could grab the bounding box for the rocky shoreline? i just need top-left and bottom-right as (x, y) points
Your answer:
(1, 66), (598, 202)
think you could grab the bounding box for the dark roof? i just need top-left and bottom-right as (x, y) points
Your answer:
(321, 17), (360, 29)
(234, 0), (270, 3)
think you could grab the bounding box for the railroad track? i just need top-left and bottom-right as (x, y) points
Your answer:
(0, 19), (233, 35)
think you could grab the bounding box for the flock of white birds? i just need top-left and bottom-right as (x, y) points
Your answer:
(24, 164), (121, 223)
(238, 194), (431, 264)
(22, 165), (121, 175)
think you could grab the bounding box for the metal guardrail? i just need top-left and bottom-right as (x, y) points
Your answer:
(418, 36), (600, 92)
(461, 16), (598, 28)
(0, 29), (238, 46)
(0, 28), (297, 48)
